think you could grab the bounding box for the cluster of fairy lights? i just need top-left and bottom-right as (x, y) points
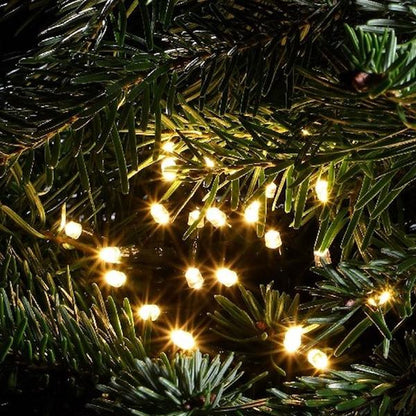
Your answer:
(59, 143), (394, 367)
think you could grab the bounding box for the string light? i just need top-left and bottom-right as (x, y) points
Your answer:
(171, 329), (196, 350)
(216, 267), (238, 287)
(151, 203), (170, 224)
(244, 201), (260, 224)
(138, 304), (161, 321)
(314, 249), (331, 267)
(188, 209), (204, 228)
(368, 289), (392, 307)
(64, 221), (83, 239)
(315, 179), (329, 203)
(185, 267), (204, 289)
(265, 182), (277, 199)
(204, 156), (215, 168)
(265, 230), (282, 249)
(99, 247), (122, 263)
(379, 290), (392, 305)
(307, 349), (329, 370)
(104, 270), (127, 287)
(162, 141), (175, 152)
(206, 207), (227, 227)
(161, 157), (177, 181)
(301, 128), (311, 136)
(283, 326), (303, 353)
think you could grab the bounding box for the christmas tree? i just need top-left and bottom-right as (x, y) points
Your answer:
(1, 0), (416, 414)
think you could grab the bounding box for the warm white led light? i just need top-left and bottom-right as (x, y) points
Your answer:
(315, 179), (329, 203)
(265, 230), (282, 249)
(216, 268), (238, 287)
(307, 349), (329, 370)
(204, 157), (215, 168)
(151, 204), (170, 224)
(185, 267), (204, 289)
(368, 290), (392, 307)
(162, 141), (175, 152)
(378, 290), (391, 305)
(99, 247), (122, 263)
(284, 326), (303, 353)
(161, 157), (177, 181)
(265, 183), (277, 199)
(138, 304), (161, 321)
(188, 209), (204, 228)
(244, 201), (260, 223)
(171, 330), (196, 350)
(206, 207), (227, 227)
(64, 221), (83, 239)
(313, 249), (331, 267)
(104, 270), (127, 287)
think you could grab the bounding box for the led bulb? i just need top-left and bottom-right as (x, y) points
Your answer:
(378, 290), (391, 305)
(162, 141), (175, 152)
(104, 270), (127, 287)
(368, 290), (392, 307)
(244, 201), (260, 223)
(64, 221), (83, 239)
(216, 268), (238, 287)
(151, 203), (170, 224)
(206, 207), (227, 227)
(302, 128), (311, 136)
(307, 349), (328, 370)
(161, 157), (177, 181)
(171, 330), (195, 350)
(265, 183), (277, 199)
(188, 209), (204, 228)
(99, 247), (122, 263)
(138, 304), (161, 321)
(185, 267), (204, 289)
(314, 249), (331, 267)
(265, 230), (282, 249)
(315, 179), (329, 203)
(284, 326), (303, 353)
(204, 157), (215, 168)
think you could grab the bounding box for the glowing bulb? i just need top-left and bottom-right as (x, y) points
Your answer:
(315, 179), (329, 203)
(99, 247), (122, 263)
(171, 330), (195, 350)
(307, 349), (329, 370)
(244, 201), (260, 223)
(284, 326), (303, 353)
(64, 221), (83, 239)
(151, 203), (170, 224)
(162, 141), (175, 152)
(314, 249), (331, 267)
(185, 267), (204, 289)
(104, 270), (127, 287)
(265, 182), (277, 199)
(138, 304), (161, 321)
(188, 209), (204, 228)
(368, 290), (392, 306)
(302, 128), (311, 136)
(216, 268), (238, 287)
(206, 207), (227, 227)
(161, 157), (177, 181)
(378, 290), (391, 305)
(204, 156), (215, 168)
(265, 230), (282, 249)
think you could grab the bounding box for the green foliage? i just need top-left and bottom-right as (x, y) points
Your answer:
(0, 261), (146, 377)
(269, 331), (416, 415)
(0, 0), (416, 415)
(303, 242), (416, 356)
(90, 350), (267, 416)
